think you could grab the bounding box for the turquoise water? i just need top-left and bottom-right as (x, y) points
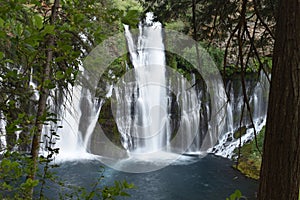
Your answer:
(45, 154), (257, 200)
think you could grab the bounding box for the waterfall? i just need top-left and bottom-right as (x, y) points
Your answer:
(0, 13), (269, 167)
(119, 13), (170, 153)
(0, 111), (6, 153)
(211, 71), (270, 157)
(115, 13), (204, 157)
(41, 67), (105, 161)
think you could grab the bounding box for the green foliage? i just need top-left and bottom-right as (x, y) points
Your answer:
(112, 0), (142, 12)
(102, 180), (135, 200)
(226, 189), (247, 200)
(0, 152), (34, 199)
(165, 20), (186, 31)
(121, 10), (141, 27)
(234, 127), (265, 180)
(252, 56), (272, 73)
(140, 0), (275, 76)
(165, 43), (224, 81)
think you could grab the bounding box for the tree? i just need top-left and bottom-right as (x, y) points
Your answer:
(258, 0), (300, 199)
(29, 0), (60, 188)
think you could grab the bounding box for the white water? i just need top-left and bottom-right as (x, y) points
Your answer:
(211, 72), (270, 158)
(120, 14), (170, 153)
(116, 13), (203, 157)
(0, 111), (6, 153)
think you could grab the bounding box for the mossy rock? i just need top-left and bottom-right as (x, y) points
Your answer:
(98, 99), (123, 148)
(233, 126), (265, 180)
(233, 126), (247, 139)
(234, 155), (261, 180)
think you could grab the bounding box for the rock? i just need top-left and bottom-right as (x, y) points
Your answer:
(233, 126), (247, 139)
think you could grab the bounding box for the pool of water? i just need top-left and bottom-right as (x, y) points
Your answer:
(44, 154), (258, 200)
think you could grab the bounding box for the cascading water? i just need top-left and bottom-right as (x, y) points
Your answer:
(57, 88), (97, 159)
(41, 67), (105, 161)
(114, 13), (204, 158)
(0, 111), (6, 153)
(211, 71), (270, 157)
(119, 13), (170, 153)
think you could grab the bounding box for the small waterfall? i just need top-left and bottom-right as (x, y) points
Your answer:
(0, 111), (6, 153)
(252, 71), (269, 121)
(41, 68), (104, 161)
(211, 72), (270, 158)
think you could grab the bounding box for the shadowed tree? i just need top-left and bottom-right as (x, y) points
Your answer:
(258, 0), (300, 199)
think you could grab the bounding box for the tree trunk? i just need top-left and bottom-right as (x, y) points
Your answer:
(258, 0), (300, 199)
(28, 0), (60, 195)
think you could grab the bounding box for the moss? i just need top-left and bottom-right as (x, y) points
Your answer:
(233, 126), (247, 139)
(233, 126), (265, 180)
(98, 99), (123, 148)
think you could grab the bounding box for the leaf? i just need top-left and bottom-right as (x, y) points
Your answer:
(44, 79), (56, 89)
(55, 71), (65, 80)
(0, 52), (4, 60)
(21, 178), (39, 188)
(0, 18), (4, 27)
(1, 158), (11, 168)
(18, 113), (26, 119)
(34, 14), (43, 29)
(229, 189), (242, 200)
(120, 191), (130, 197)
(122, 10), (140, 26)
(16, 23), (23, 36)
(234, 189), (242, 198)
(42, 25), (55, 36)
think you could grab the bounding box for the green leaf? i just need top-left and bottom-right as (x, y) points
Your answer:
(34, 14), (43, 29)
(120, 191), (130, 197)
(16, 23), (23, 36)
(44, 79), (56, 89)
(42, 25), (55, 36)
(55, 71), (65, 80)
(21, 178), (39, 188)
(2, 182), (13, 191)
(122, 10), (140, 26)
(229, 189), (242, 200)
(1, 158), (11, 168)
(0, 18), (4, 27)
(18, 113), (26, 119)
(0, 52), (4, 60)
